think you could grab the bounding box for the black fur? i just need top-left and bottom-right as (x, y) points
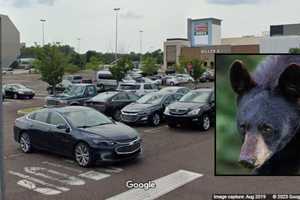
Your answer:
(230, 55), (300, 175)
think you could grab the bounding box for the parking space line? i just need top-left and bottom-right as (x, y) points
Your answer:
(42, 161), (83, 173)
(9, 170), (70, 192)
(78, 171), (110, 181)
(106, 170), (203, 200)
(24, 167), (85, 186)
(96, 166), (123, 174)
(17, 179), (62, 195)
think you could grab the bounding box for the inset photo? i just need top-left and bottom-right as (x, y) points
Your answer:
(216, 54), (300, 175)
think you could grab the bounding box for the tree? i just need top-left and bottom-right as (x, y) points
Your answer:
(191, 59), (205, 84)
(176, 56), (189, 74)
(289, 48), (300, 54)
(109, 56), (134, 85)
(34, 44), (67, 95)
(85, 56), (103, 71)
(141, 56), (159, 76)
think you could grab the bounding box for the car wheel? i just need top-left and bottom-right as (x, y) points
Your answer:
(200, 114), (210, 131)
(167, 122), (177, 128)
(19, 132), (32, 153)
(113, 110), (122, 121)
(150, 113), (160, 126)
(74, 143), (92, 167)
(13, 93), (18, 99)
(170, 82), (175, 86)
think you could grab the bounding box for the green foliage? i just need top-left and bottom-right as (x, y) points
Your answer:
(191, 59), (205, 81)
(289, 48), (300, 54)
(34, 44), (67, 94)
(216, 55), (266, 175)
(176, 56), (189, 74)
(141, 56), (159, 76)
(109, 57), (134, 82)
(64, 63), (81, 74)
(85, 56), (103, 71)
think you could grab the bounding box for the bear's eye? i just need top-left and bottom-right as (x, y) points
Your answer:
(239, 124), (247, 132)
(260, 124), (273, 134)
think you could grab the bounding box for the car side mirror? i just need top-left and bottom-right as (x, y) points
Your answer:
(56, 124), (70, 133)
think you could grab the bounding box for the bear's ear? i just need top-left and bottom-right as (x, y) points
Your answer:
(278, 63), (300, 100)
(230, 60), (256, 95)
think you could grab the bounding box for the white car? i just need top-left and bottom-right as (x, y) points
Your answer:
(175, 74), (194, 83)
(165, 76), (181, 86)
(117, 82), (159, 97)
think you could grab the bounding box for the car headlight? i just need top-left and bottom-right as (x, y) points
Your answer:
(187, 108), (201, 116)
(92, 139), (116, 146)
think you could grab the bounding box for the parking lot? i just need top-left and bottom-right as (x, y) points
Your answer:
(3, 73), (300, 200)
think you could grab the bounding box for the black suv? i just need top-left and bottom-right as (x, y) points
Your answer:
(85, 91), (139, 121)
(46, 84), (97, 106)
(164, 88), (214, 130)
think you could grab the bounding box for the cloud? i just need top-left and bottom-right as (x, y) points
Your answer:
(5, 0), (58, 8)
(120, 11), (143, 20)
(206, 0), (261, 5)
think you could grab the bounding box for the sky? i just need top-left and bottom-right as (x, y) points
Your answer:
(1, 0), (300, 54)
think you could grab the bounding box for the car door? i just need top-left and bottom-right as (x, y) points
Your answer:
(111, 93), (129, 110)
(29, 111), (53, 150)
(5, 85), (14, 98)
(47, 112), (75, 156)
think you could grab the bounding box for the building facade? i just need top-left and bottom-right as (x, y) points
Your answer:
(0, 14), (20, 69)
(163, 38), (190, 70)
(187, 18), (222, 47)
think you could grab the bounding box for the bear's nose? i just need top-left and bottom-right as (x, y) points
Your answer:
(239, 157), (256, 169)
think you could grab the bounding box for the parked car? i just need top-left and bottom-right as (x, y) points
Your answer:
(160, 86), (190, 100)
(14, 106), (142, 167)
(176, 74), (194, 83)
(96, 70), (118, 91)
(63, 75), (83, 84)
(121, 91), (180, 126)
(3, 84), (35, 99)
(164, 88), (214, 130)
(47, 80), (73, 95)
(165, 75), (181, 86)
(149, 75), (165, 85)
(199, 71), (214, 82)
(46, 84), (97, 106)
(117, 82), (159, 97)
(85, 91), (139, 121)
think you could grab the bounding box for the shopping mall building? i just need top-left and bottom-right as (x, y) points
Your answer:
(163, 18), (300, 70)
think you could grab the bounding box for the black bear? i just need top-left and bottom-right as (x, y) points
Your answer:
(229, 55), (300, 175)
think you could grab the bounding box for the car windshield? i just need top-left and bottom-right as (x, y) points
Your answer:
(119, 84), (140, 90)
(64, 109), (112, 128)
(63, 85), (85, 96)
(91, 92), (118, 102)
(13, 84), (27, 89)
(137, 93), (165, 104)
(180, 91), (210, 103)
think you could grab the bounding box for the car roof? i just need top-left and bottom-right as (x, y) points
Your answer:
(72, 83), (94, 86)
(45, 106), (92, 114)
(161, 86), (186, 91)
(193, 88), (213, 92)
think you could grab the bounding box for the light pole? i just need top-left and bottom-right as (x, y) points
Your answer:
(40, 19), (46, 46)
(77, 38), (81, 53)
(113, 8), (120, 60)
(139, 30), (143, 66)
